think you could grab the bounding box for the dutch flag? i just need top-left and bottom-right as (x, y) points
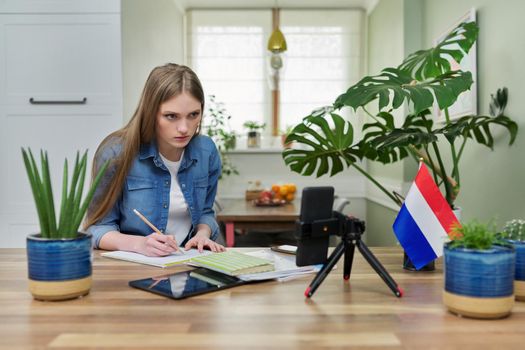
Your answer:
(393, 163), (460, 270)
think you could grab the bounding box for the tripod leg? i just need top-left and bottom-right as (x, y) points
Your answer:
(305, 241), (345, 298)
(343, 243), (356, 281)
(357, 241), (403, 298)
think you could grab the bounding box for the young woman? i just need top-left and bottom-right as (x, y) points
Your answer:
(85, 63), (225, 256)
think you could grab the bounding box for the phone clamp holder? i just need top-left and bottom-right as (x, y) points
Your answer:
(301, 211), (403, 298)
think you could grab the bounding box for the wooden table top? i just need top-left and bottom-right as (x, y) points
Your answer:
(1, 247), (525, 349)
(217, 198), (299, 222)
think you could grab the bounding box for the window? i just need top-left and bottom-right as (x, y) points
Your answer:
(187, 9), (363, 137)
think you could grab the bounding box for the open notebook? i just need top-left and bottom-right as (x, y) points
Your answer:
(101, 249), (212, 268)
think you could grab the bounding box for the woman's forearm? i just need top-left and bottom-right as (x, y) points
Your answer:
(98, 230), (146, 252)
(195, 224), (212, 238)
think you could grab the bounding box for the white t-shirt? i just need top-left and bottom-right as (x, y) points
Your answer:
(159, 152), (192, 246)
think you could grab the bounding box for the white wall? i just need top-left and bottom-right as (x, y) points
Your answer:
(121, 0), (185, 122)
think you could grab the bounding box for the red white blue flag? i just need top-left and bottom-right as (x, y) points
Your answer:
(392, 163), (459, 270)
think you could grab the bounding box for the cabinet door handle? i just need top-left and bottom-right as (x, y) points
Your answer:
(29, 97), (87, 105)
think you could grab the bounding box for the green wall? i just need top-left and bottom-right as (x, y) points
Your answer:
(421, 0), (525, 223)
(365, 0), (406, 246)
(367, 0), (405, 182)
(366, 201), (399, 246)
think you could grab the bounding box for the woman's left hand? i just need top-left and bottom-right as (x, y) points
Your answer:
(184, 231), (226, 253)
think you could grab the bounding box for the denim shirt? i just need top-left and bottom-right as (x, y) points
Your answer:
(87, 135), (221, 248)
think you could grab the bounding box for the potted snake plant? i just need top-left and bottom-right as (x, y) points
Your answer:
(443, 220), (515, 319)
(500, 219), (525, 301)
(22, 148), (108, 301)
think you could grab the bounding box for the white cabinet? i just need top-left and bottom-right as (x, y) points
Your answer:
(0, 14), (122, 106)
(0, 1), (122, 247)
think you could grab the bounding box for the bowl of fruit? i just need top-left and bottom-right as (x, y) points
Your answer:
(253, 183), (296, 207)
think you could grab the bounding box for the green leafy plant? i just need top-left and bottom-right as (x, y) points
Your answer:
(21, 148), (109, 238)
(282, 21), (518, 209)
(243, 121), (266, 132)
(204, 95), (238, 177)
(500, 219), (525, 242)
(448, 220), (506, 250)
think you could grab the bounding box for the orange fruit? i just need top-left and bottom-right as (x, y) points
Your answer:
(279, 185), (288, 196)
(271, 184), (280, 194)
(288, 183), (297, 193)
(286, 193), (295, 202)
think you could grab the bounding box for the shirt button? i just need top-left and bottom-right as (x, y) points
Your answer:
(163, 203), (168, 209)
(160, 229), (164, 233)
(165, 180), (169, 186)
(181, 183), (185, 188)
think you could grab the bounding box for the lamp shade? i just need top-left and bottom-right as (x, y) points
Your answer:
(267, 28), (287, 53)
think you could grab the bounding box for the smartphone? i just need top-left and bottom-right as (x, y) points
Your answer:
(271, 245), (297, 255)
(296, 187), (334, 266)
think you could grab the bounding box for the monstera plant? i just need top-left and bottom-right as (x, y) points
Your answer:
(283, 21), (517, 209)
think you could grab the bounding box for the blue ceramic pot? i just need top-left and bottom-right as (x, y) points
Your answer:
(27, 233), (92, 301)
(504, 239), (525, 301)
(443, 244), (515, 318)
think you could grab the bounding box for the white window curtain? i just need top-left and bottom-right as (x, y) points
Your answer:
(187, 9), (362, 137)
(186, 10), (271, 134)
(279, 10), (363, 132)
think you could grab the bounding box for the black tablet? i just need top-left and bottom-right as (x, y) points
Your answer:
(129, 267), (245, 300)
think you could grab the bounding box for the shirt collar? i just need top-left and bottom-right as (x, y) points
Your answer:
(139, 138), (199, 168)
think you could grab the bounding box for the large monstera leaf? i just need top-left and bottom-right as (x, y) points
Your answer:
(435, 114), (518, 149)
(282, 113), (361, 178)
(359, 111), (437, 163)
(333, 68), (473, 115)
(399, 21), (478, 80)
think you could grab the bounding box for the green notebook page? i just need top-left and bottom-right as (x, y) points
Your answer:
(190, 251), (274, 276)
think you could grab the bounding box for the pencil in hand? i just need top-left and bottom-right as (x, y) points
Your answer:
(132, 208), (185, 255)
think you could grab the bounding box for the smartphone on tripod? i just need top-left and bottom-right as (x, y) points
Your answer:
(296, 187), (334, 266)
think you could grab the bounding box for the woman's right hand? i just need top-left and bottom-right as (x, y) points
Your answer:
(138, 233), (180, 257)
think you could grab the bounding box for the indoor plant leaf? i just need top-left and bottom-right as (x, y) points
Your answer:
(334, 67), (473, 115)
(282, 113), (360, 178)
(436, 114), (518, 149)
(399, 21), (478, 80)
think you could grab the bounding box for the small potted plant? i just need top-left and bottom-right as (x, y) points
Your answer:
(500, 219), (525, 301)
(22, 148), (108, 301)
(243, 120), (266, 148)
(443, 220), (515, 319)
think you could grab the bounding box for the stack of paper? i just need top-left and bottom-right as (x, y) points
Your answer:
(238, 250), (321, 281)
(189, 251), (274, 276)
(102, 248), (321, 282)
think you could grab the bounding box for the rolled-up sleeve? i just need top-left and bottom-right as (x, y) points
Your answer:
(87, 203), (121, 248)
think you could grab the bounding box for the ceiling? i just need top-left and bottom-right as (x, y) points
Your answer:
(175, 0), (378, 12)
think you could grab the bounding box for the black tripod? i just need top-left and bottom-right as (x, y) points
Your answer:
(304, 212), (403, 298)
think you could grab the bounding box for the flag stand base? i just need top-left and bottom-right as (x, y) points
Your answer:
(402, 252), (436, 271)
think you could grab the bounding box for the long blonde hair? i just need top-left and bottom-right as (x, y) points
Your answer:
(84, 63), (204, 229)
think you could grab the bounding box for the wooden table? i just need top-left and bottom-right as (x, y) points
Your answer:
(2, 247), (525, 349)
(216, 198), (299, 247)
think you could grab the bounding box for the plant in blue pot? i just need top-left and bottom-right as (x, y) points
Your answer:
(500, 219), (525, 301)
(443, 220), (515, 319)
(22, 148), (108, 301)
